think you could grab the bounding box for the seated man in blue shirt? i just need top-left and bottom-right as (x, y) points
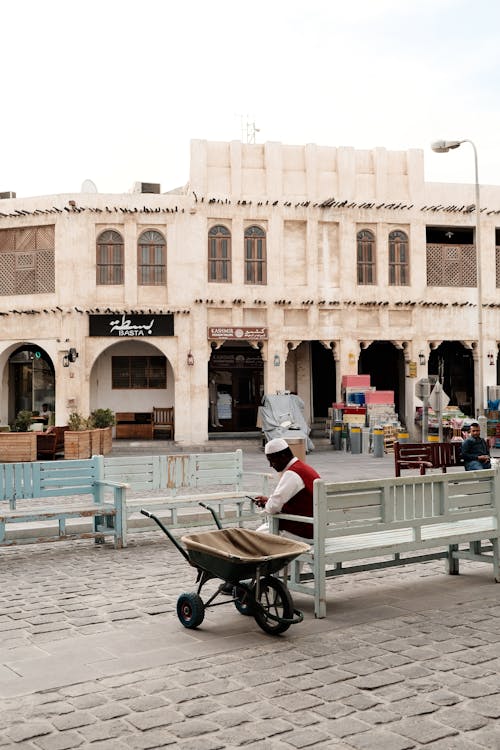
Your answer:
(461, 422), (491, 470)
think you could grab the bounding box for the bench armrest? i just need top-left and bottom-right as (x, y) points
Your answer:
(95, 479), (128, 548)
(268, 512), (313, 535)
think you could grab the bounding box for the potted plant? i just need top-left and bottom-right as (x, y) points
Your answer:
(64, 412), (92, 460)
(0, 411), (37, 461)
(90, 409), (115, 455)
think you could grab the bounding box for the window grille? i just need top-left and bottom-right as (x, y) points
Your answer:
(137, 230), (166, 285)
(208, 225), (231, 282)
(112, 355), (166, 389)
(388, 230), (409, 285)
(427, 244), (477, 287)
(357, 229), (376, 284)
(97, 230), (124, 285)
(244, 225), (266, 284)
(0, 226), (55, 295)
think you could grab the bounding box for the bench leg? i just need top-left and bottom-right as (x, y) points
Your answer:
(446, 544), (460, 575)
(313, 554), (326, 618)
(491, 538), (500, 582)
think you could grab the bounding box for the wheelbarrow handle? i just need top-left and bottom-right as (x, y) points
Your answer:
(198, 502), (223, 529)
(140, 509), (190, 561)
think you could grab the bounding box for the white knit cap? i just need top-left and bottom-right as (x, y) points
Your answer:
(264, 438), (289, 455)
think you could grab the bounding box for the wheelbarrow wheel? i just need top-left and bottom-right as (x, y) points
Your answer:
(177, 592), (205, 629)
(233, 584), (254, 616)
(253, 576), (294, 635)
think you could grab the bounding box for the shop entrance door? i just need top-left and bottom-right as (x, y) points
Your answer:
(208, 344), (263, 432)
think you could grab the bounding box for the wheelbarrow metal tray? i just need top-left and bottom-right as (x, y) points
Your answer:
(181, 527), (310, 582)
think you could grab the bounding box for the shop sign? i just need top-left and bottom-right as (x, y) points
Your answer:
(211, 352), (263, 368)
(208, 326), (268, 341)
(89, 313), (174, 337)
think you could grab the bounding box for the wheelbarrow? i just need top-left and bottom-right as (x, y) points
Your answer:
(140, 503), (310, 635)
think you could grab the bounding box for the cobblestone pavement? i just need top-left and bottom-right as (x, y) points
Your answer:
(2, 529), (500, 749)
(1, 441), (500, 748)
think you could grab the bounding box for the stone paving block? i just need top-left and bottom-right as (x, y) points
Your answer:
(345, 728), (416, 750)
(425, 689), (463, 706)
(326, 715), (371, 738)
(5, 720), (53, 742)
(351, 670), (405, 690)
(178, 697), (220, 717)
(438, 706), (489, 731)
(391, 715), (458, 743)
(122, 728), (177, 748)
(122, 695), (168, 713)
(342, 693), (380, 710)
(449, 679), (499, 699)
(465, 725), (500, 748)
(209, 708), (250, 728)
(69, 693), (108, 709)
(310, 682), (358, 701)
(270, 691), (324, 712)
(51, 710), (95, 731)
(91, 700), (131, 720)
(35, 730), (86, 749)
(419, 738), (483, 750)
(282, 727), (333, 747)
(213, 689), (258, 708)
(77, 717), (131, 742)
(355, 707), (400, 725)
(468, 693), (500, 717)
(125, 706), (184, 731)
(313, 702), (355, 720)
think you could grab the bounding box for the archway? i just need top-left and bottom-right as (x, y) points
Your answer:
(8, 344), (55, 424)
(358, 341), (406, 425)
(311, 341), (336, 419)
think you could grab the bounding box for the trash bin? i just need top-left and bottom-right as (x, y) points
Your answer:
(286, 437), (306, 462)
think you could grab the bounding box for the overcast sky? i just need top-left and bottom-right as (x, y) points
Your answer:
(2, 0), (499, 197)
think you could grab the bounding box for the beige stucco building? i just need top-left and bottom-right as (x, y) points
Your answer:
(1, 139), (499, 443)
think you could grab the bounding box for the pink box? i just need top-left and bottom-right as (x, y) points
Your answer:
(364, 391), (394, 404)
(341, 375), (371, 388)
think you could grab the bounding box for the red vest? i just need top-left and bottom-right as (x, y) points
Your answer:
(280, 460), (320, 539)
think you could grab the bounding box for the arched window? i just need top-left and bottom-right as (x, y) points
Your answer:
(208, 225), (231, 282)
(357, 230), (376, 284)
(244, 225), (267, 284)
(389, 230), (409, 285)
(137, 230), (166, 285)
(96, 230), (124, 285)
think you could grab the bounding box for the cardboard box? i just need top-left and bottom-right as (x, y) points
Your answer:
(341, 375), (371, 389)
(364, 391), (394, 405)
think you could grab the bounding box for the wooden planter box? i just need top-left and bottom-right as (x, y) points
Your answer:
(64, 430), (91, 460)
(90, 429), (101, 456)
(0, 432), (37, 462)
(99, 426), (113, 455)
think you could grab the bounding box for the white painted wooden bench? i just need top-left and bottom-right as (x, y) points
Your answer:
(0, 457), (127, 548)
(269, 468), (500, 618)
(102, 450), (270, 538)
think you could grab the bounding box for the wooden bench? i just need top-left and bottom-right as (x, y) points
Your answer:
(115, 412), (153, 440)
(102, 449), (270, 539)
(269, 469), (500, 618)
(394, 441), (464, 476)
(0, 457), (127, 548)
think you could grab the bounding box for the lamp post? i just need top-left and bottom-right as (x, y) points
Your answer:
(431, 139), (484, 419)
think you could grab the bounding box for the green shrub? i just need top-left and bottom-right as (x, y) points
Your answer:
(89, 408), (115, 428)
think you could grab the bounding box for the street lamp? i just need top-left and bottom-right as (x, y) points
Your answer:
(431, 139), (484, 418)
